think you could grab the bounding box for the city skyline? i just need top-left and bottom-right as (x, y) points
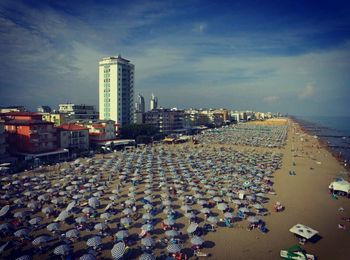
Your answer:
(0, 0), (350, 116)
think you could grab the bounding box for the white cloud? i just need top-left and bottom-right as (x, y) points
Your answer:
(298, 83), (316, 99)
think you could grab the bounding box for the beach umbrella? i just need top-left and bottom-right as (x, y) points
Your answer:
(143, 204), (153, 211)
(65, 229), (80, 238)
(187, 223), (198, 234)
(66, 201), (76, 212)
(139, 253), (156, 260)
(32, 235), (52, 246)
(82, 207), (94, 214)
(88, 197), (100, 208)
(141, 223), (153, 232)
(54, 244), (71, 256)
(111, 242), (126, 260)
(247, 216), (260, 223)
(190, 236), (204, 246)
(37, 194), (49, 202)
(122, 208), (133, 216)
(167, 243), (181, 253)
(47, 222), (60, 232)
(165, 230), (179, 237)
(86, 236), (102, 248)
(80, 254), (96, 260)
(14, 228), (30, 238)
(56, 210), (70, 221)
(120, 217), (132, 226)
(163, 218), (175, 226)
(13, 211), (29, 219)
(239, 207), (250, 213)
(115, 230), (129, 240)
(200, 208), (210, 214)
(29, 216), (43, 225)
(41, 207), (54, 215)
(94, 223), (108, 231)
(0, 242), (9, 254)
(141, 237), (155, 247)
(0, 205), (10, 217)
(181, 205), (191, 212)
(213, 196), (221, 202)
(207, 216), (218, 224)
(100, 212), (112, 220)
(142, 213), (152, 220)
(217, 203), (228, 211)
(75, 216), (87, 224)
(253, 204), (263, 210)
(15, 255), (32, 260)
(224, 212), (234, 219)
(184, 212), (195, 219)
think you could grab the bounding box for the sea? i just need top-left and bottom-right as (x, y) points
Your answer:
(293, 116), (350, 166)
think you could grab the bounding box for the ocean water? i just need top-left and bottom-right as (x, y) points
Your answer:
(298, 116), (350, 135)
(294, 115), (350, 165)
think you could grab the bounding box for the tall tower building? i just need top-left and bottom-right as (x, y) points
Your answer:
(135, 94), (145, 113)
(150, 93), (158, 110)
(99, 55), (134, 126)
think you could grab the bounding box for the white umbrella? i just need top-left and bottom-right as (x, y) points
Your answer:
(289, 224), (318, 239)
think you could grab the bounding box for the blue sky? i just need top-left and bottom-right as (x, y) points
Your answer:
(0, 0), (350, 116)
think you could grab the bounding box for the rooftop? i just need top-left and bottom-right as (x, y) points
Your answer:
(57, 123), (88, 131)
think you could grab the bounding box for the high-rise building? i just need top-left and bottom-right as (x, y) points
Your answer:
(99, 55), (134, 127)
(150, 93), (158, 110)
(134, 94), (145, 124)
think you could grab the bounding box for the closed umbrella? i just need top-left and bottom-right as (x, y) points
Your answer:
(65, 229), (80, 238)
(94, 223), (108, 231)
(47, 222), (60, 232)
(111, 242), (126, 260)
(141, 237), (155, 247)
(32, 235), (52, 246)
(0, 205), (10, 217)
(190, 236), (204, 245)
(14, 228), (30, 238)
(167, 243), (181, 253)
(187, 223), (198, 234)
(86, 236), (102, 248)
(80, 254), (96, 260)
(165, 230), (179, 237)
(115, 230), (129, 240)
(54, 244), (71, 256)
(139, 253), (156, 260)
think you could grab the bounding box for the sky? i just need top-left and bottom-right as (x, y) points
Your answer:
(0, 0), (350, 116)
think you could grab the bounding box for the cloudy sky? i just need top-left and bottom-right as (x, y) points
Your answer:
(0, 0), (349, 116)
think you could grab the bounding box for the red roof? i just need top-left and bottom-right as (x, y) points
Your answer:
(57, 123), (88, 131)
(1, 112), (40, 116)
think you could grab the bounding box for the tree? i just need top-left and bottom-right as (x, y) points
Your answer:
(119, 124), (158, 140)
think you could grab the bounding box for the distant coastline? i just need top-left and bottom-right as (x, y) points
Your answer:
(291, 115), (350, 169)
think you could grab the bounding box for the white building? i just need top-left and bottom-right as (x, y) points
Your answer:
(57, 123), (90, 153)
(99, 55), (134, 127)
(150, 93), (158, 110)
(59, 103), (98, 121)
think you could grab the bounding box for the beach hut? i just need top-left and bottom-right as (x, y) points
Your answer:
(289, 224), (318, 244)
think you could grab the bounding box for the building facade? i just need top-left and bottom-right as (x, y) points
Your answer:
(74, 120), (117, 146)
(3, 112), (58, 154)
(57, 123), (90, 153)
(134, 94), (145, 124)
(99, 55), (134, 127)
(150, 93), (158, 110)
(41, 113), (65, 126)
(144, 108), (184, 133)
(59, 103), (98, 121)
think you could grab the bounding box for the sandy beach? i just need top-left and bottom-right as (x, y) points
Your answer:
(1, 118), (350, 260)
